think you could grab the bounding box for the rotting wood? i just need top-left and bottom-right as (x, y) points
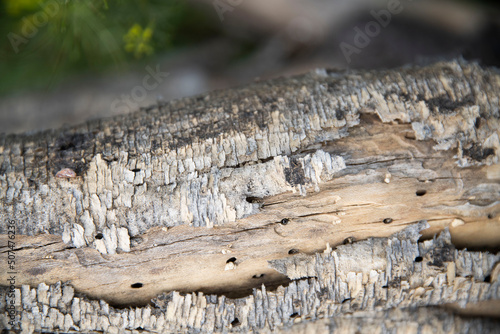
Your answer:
(1, 59), (500, 332)
(1, 115), (499, 307)
(1, 224), (500, 333)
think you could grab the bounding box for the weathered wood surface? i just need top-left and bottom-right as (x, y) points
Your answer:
(1, 224), (500, 333)
(1, 59), (500, 332)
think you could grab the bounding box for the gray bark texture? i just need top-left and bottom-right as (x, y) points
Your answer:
(1, 59), (499, 333)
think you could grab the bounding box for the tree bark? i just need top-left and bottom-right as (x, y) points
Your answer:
(1, 59), (499, 332)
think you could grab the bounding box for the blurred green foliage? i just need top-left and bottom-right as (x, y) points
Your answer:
(124, 23), (154, 58)
(4, 0), (39, 16)
(0, 0), (219, 96)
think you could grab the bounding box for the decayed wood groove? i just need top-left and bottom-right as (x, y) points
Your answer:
(1, 59), (500, 332)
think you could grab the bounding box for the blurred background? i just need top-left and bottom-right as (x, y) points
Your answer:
(0, 0), (499, 134)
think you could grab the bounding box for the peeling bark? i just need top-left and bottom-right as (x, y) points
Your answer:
(1, 59), (500, 332)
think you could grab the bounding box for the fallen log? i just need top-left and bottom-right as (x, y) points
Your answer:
(1, 59), (499, 332)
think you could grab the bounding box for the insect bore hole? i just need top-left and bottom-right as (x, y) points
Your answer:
(288, 249), (299, 255)
(131, 283), (143, 288)
(474, 117), (481, 129)
(246, 196), (261, 204)
(383, 218), (393, 224)
(280, 218), (289, 225)
(414, 256), (423, 263)
(231, 318), (240, 327)
(226, 257), (237, 264)
(95, 233), (103, 240)
(416, 190), (427, 196)
(343, 237), (355, 244)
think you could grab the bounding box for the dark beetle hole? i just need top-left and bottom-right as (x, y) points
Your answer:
(131, 168), (141, 173)
(288, 249), (299, 255)
(416, 190), (427, 196)
(343, 237), (355, 245)
(290, 312), (299, 318)
(231, 318), (240, 327)
(246, 196), (261, 204)
(226, 257), (237, 264)
(252, 274), (265, 279)
(58, 140), (76, 151)
(95, 233), (103, 240)
(488, 213), (494, 219)
(280, 218), (289, 225)
(474, 117), (481, 129)
(484, 275), (491, 283)
(383, 218), (393, 224)
(341, 298), (351, 304)
(414, 256), (423, 262)
(131, 283), (143, 288)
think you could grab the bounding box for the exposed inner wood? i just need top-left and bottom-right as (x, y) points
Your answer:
(1, 114), (498, 306)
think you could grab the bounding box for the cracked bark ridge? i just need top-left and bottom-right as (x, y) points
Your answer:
(1, 60), (499, 254)
(1, 223), (499, 333)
